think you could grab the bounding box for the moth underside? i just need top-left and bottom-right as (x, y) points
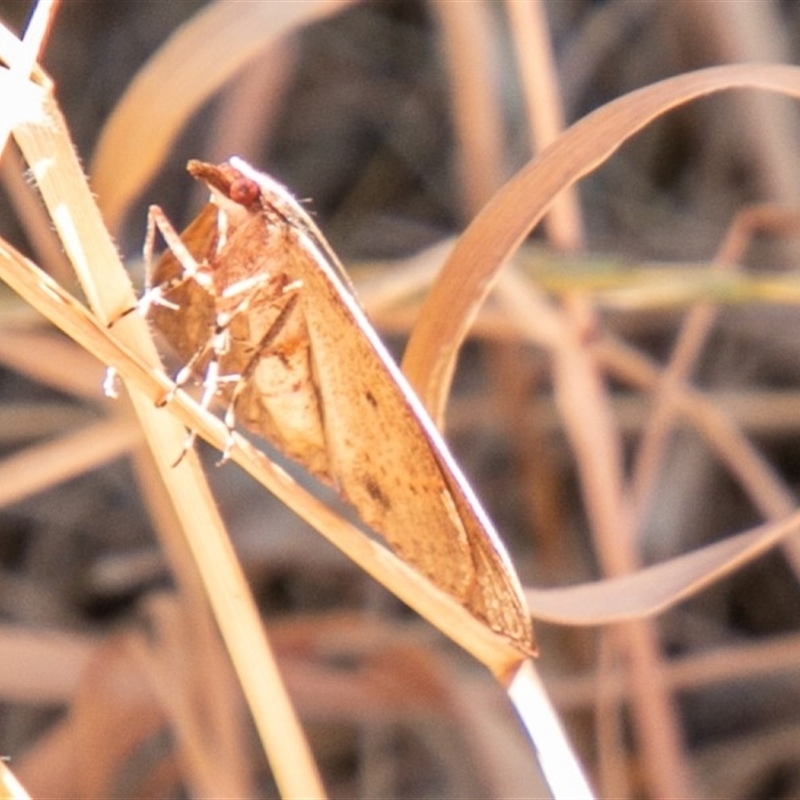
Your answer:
(145, 158), (534, 654)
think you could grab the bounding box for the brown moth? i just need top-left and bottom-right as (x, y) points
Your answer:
(145, 157), (534, 654)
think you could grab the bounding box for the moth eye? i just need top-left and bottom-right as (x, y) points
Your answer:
(229, 176), (260, 206)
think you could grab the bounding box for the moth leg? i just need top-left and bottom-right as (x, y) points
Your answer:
(137, 205), (216, 318)
(158, 335), (215, 465)
(164, 287), (264, 464)
(220, 272), (274, 302)
(168, 323), (242, 465)
(219, 289), (302, 462)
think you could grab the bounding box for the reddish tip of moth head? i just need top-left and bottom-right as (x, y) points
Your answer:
(186, 159), (260, 207)
(229, 176), (260, 207)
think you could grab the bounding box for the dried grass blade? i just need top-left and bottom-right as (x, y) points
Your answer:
(10, 0), (58, 76)
(0, 0), (56, 159)
(0, 761), (30, 800)
(463, 266), (800, 623)
(0, 625), (94, 704)
(7, 86), (325, 798)
(526, 511), (800, 624)
(596, 334), (797, 520)
(430, 0), (506, 217)
(0, 416), (141, 508)
(508, 661), (594, 799)
(403, 63), (800, 423)
(504, 0), (583, 249)
(629, 206), (800, 581)
(0, 327), (108, 401)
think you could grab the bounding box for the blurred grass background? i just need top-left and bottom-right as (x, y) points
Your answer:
(4, 1), (800, 798)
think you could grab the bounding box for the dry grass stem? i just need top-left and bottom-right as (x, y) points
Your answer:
(0, 760), (30, 800)
(430, 0), (506, 217)
(504, 0), (583, 250)
(0, 326), (109, 400)
(0, 416), (140, 507)
(3, 45), (325, 796)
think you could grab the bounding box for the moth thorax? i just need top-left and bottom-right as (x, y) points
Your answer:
(210, 186), (251, 228)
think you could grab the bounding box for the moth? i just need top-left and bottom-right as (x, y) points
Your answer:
(145, 157), (534, 654)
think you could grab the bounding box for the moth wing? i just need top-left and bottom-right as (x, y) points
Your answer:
(148, 203), (217, 367)
(215, 157), (532, 651)
(223, 278), (330, 479)
(150, 202), (331, 477)
(439, 465), (535, 650)
(282, 230), (533, 651)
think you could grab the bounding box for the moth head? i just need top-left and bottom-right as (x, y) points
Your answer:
(187, 159), (260, 225)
